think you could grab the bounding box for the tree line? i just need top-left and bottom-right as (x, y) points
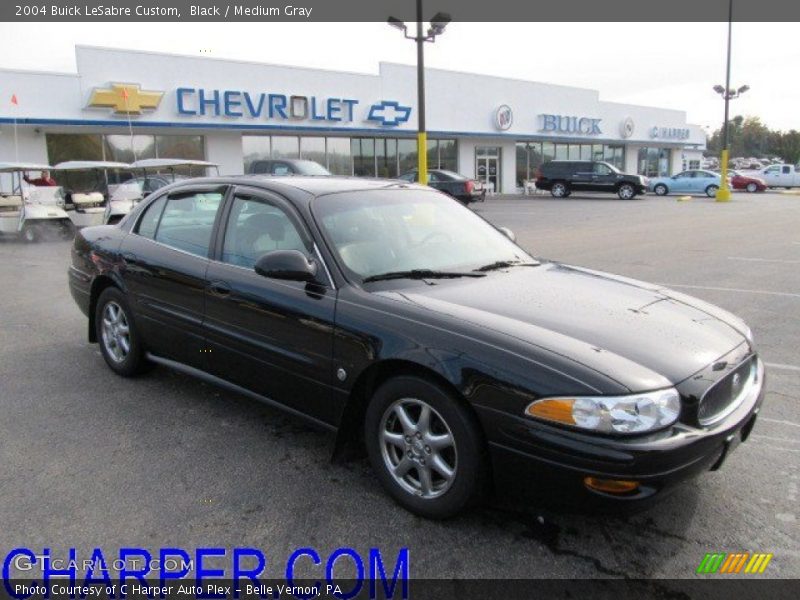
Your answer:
(706, 116), (800, 164)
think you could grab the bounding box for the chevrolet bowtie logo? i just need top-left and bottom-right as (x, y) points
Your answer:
(367, 100), (412, 127)
(87, 83), (164, 115)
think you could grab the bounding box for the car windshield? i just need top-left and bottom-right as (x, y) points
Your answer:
(312, 189), (534, 282)
(297, 161), (331, 175)
(435, 170), (466, 180)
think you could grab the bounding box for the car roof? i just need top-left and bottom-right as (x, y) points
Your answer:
(167, 175), (428, 197)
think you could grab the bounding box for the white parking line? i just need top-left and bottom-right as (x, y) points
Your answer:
(752, 434), (800, 445)
(755, 444), (800, 454)
(661, 283), (800, 299)
(761, 417), (800, 429)
(765, 362), (800, 372)
(728, 256), (800, 264)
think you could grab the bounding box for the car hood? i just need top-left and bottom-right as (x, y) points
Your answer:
(376, 262), (749, 391)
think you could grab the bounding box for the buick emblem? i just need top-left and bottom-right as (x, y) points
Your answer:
(494, 105), (513, 131)
(620, 117), (635, 139)
(732, 373), (742, 388)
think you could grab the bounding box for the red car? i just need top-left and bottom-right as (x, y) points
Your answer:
(730, 170), (767, 193)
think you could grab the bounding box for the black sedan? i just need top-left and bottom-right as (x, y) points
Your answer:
(399, 169), (486, 204)
(68, 176), (764, 518)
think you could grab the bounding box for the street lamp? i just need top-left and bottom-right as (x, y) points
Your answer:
(714, 0), (749, 202)
(387, 2), (451, 185)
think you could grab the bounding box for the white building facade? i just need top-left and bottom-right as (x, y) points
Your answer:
(0, 46), (706, 193)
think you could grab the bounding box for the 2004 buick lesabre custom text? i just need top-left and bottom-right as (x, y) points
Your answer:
(68, 176), (765, 518)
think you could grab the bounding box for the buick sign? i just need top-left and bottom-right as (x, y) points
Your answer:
(494, 105), (513, 130)
(540, 114), (602, 135)
(620, 117), (635, 139)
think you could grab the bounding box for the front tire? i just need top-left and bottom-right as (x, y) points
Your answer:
(706, 185), (719, 197)
(654, 184), (669, 196)
(618, 183), (636, 200)
(95, 287), (149, 377)
(365, 375), (489, 519)
(746, 182), (758, 193)
(550, 182), (569, 198)
(21, 224), (39, 243)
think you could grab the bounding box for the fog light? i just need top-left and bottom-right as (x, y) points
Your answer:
(584, 477), (640, 495)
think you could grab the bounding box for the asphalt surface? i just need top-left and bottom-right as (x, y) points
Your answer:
(1, 190), (798, 580)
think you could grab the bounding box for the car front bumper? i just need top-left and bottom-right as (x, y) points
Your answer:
(481, 358), (766, 511)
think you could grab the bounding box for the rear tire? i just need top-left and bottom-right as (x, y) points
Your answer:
(551, 182), (569, 198)
(95, 287), (149, 377)
(706, 185), (719, 197)
(365, 375), (489, 519)
(654, 184), (668, 196)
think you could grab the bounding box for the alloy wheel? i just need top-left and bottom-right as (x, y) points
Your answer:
(746, 182), (757, 193)
(379, 398), (458, 499)
(101, 301), (131, 363)
(619, 184), (635, 199)
(552, 184), (567, 197)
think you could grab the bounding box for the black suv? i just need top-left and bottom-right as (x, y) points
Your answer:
(535, 160), (648, 199)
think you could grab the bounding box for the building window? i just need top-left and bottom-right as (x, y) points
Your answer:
(326, 137), (352, 176)
(242, 136), (270, 174)
(156, 135), (205, 161)
(439, 139), (457, 171)
(602, 145), (625, 170)
(46, 133), (205, 189)
(637, 147), (671, 177)
(376, 138), (398, 178)
(272, 136), (300, 159)
(352, 138), (376, 177)
(300, 137), (326, 167)
(398, 138), (417, 174)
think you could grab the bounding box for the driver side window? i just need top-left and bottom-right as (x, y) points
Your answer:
(221, 195), (309, 268)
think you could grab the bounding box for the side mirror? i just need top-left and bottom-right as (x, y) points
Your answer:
(497, 226), (516, 242)
(255, 250), (318, 282)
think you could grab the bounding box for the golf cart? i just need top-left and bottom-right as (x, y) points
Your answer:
(53, 161), (132, 229)
(105, 158), (219, 225)
(0, 162), (73, 242)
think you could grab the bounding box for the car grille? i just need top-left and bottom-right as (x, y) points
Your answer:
(698, 358), (757, 426)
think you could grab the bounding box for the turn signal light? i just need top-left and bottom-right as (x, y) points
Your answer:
(584, 477), (640, 495)
(525, 398), (576, 424)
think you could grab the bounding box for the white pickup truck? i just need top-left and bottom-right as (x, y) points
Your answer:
(760, 164), (800, 188)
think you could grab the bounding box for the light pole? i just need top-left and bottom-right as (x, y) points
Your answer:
(714, 0), (749, 202)
(388, 2), (451, 185)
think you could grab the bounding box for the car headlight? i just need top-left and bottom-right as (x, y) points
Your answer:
(525, 388), (681, 434)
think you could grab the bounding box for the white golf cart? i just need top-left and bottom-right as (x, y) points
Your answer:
(0, 162), (73, 242)
(105, 158), (219, 225)
(53, 161), (132, 229)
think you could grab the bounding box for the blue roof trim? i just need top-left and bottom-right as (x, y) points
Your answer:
(0, 116), (700, 147)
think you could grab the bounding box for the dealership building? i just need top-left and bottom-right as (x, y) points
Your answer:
(0, 46), (706, 193)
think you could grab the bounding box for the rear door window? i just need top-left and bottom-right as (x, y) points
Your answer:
(154, 191), (224, 257)
(136, 195), (167, 239)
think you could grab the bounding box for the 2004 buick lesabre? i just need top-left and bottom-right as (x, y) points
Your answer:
(68, 176), (764, 518)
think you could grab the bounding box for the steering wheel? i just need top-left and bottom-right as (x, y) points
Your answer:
(418, 231), (453, 246)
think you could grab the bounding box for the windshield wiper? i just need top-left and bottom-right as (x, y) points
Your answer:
(362, 269), (487, 283)
(473, 260), (539, 272)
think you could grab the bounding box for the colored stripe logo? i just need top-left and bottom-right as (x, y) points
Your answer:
(697, 552), (773, 574)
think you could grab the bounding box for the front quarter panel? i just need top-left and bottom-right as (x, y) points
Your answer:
(331, 286), (630, 428)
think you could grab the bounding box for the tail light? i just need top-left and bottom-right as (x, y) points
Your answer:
(465, 180), (474, 194)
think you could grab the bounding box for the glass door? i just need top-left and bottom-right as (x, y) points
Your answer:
(475, 146), (501, 193)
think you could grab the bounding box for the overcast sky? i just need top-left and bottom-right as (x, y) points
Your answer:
(0, 22), (797, 132)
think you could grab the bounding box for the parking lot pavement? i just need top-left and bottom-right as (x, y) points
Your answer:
(1, 191), (798, 580)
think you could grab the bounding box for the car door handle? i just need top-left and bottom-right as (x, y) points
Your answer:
(208, 281), (231, 297)
(121, 252), (137, 264)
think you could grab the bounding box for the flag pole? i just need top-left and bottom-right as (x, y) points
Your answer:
(11, 94), (19, 162)
(123, 89), (138, 163)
